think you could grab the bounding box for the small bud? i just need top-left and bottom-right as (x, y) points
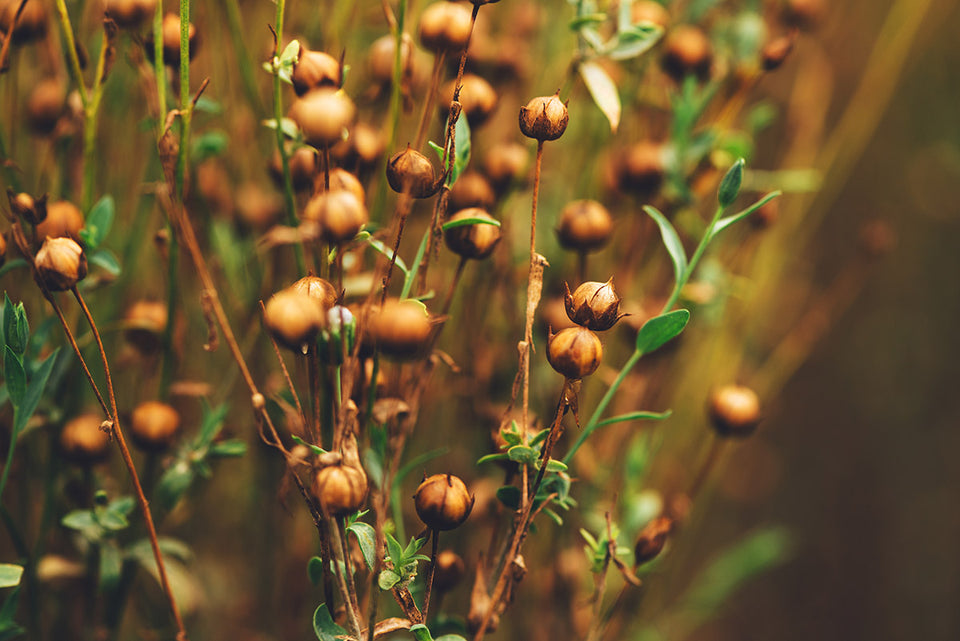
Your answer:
(60, 414), (111, 464)
(781, 0), (825, 30)
(414, 473), (474, 531)
(634, 516), (673, 566)
(104, 0), (158, 29)
(7, 190), (47, 225)
(556, 199), (613, 253)
(290, 275), (338, 311)
(304, 190), (368, 245)
(368, 298), (434, 360)
(368, 33), (414, 85)
(329, 168), (367, 205)
(35, 237), (87, 291)
(123, 300), (168, 354)
(547, 326), (602, 379)
(313, 464), (368, 516)
(235, 183), (282, 230)
(761, 34), (795, 71)
(448, 171), (496, 212)
(292, 49), (341, 96)
(616, 142), (665, 196)
(270, 146), (318, 192)
(708, 384), (761, 438)
(482, 142), (528, 194)
(26, 79), (66, 135)
(263, 289), (326, 350)
(289, 88), (356, 148)
(718, 158), (744, 207)
(444, 208), (502, 260)
(631, 1), (670, 28)
(144, 13), (198, 67)
(519, 93), (568, 141)
(35, 200), (83, 242)
(0, 0), (47, 44)
(440, 74), (498, 126)
(419, 1), (474, 53)
(564, 279), (622, 331)
(130, 401), (181, 451)
(661, 24), (712, 82)
(386, 146), (439, 198)
(251, 393), (266, 411)
(432, 550), (466, 591)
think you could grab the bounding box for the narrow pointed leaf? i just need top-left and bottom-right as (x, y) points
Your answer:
(643, 206), (687, 286)
(580, 60), (621, 133)
(712, 191), (782, 237)
(595, 410), (673, 429)
(635, 309), (690, 354)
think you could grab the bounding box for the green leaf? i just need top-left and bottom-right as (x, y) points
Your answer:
(394, 447), (449, 486)
(307, 556), (325, 586)
(579, 60), (621, 134)
(197, 402), (229, 447)
(635, 309), (690, 354)
(155, 461), (195, 512)
(400, 227), (431, 300)
(718, 158), (745, 207)
(403, 536), (426, 561)
(2, 296), (15, 354)
(385, 533), (403, 566)
(543, 459), (568, 473)
(0, 566), (22, 589)
(427, 140), (446, 165)
(98, 544), (122, 591)
(209, 440), (247, 458)
(96, 508), (129, 532)
(356, 232), (409, 276)
(378, 569), (401, 591)
(595, 409), (672, 429)
(193, 96), (222, 114)
(0, 584), (23, 631)
(313, 603), (348, 641)
(476, 453), (510, 466)
(435, 636), (469, 641)
(410, 624), (433, 641)
(262, 117), (301, 141)
(507, 445), (538, 466)
(88, 249), (121, 276)
(607, 22), (663, 60)
(569, 13), (607, 31)
(712, 191), (782, 237)
(3, 348), (24, 408)
(290, 435), (327, 456)
(80, 196), (115, 250)
(496, 485), (521, 509)
(191, 130), (229, 163)
(107, 496), (135, 517)
(440, 216), (501, 231)
(448, 115), (471, 186)
(2, 300), (27, 357)
(14, 348), (58, 436)
(346, 521), (377, 570)
(643, 206), (687, 287)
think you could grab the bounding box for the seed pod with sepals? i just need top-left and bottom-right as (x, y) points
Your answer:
(130, 401), (181, 451)
(519, 93), (568, 141)
(35, 237), (87, 292)
(419, 1), (474, 53)
(26, 79), (66, 135)
(616, 142), (665, 196)
(60, 414), (111, 464)
(482, 142), (528, 194)
(556, 199), (612, 253)
(781, 0), (825, 30)
(36, 200), (83, 241)
(313, 463), (368, 516)
(303, 190), (368, 245)
(708, 384), (761, 438)
(449, 171), (496, 212)
(291, 275), (338, 312)
(123, 300), (168, 354)
(433, 550), (466, 591)
(634, 516), (673, 566)
(547, 326), (602, 379)
(386, 146), (440, 198)
(7, 190), (47, 225)
(104, 0), (157, 29)
(368, 33), (414, 85)
(292, 48), (340, 96)
(144, 13), (198, 67)
(415, 473), (474, 531)
(289, 88), (356, 149)
(329, 168), (367, 205)
(368, 298), (435, 360)
(564, 279), (623, 331)
(440, 74), (498, 126)
(631, 1), (670, 28)
(661, 24), (712, 82)
(0, 0), (47, 44)
(263, 289), (326, 351)
(444, 208), (501, 260)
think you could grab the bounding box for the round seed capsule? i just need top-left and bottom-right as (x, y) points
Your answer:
(708, 384), (761, 438)
(289, 88), (356, 148)
(313, 464), (368, 516)
(547, 327), (602, 379)
(291, 48), (340, 96)
(556, 199), (613, 253)
(564, 279), (622, 331)
(386, 147), (438, 198)
(129, 401), (181, 451)
(414, 473), (474, 531)
(518, 94), (568, 141)
(60, 414), (111, 464)
(35, 237), (87, 292)
(444, 208), (501, 260)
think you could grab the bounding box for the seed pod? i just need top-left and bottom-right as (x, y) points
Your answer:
(104, 0), (157, 29)
(26, 79), (66, 135)
(519, 93), (568, 141)
(444, 208), (501, 260)
(329, 168), (367, 205)
(263, 289), (326, 350)
(440, 74), (498, 126)
(7, 190), (46, 225)
(556, 199), (612, 252)
(35, 237), (87, 291)
(419, 1), (474, 53)
(414, 473), (474, 531)
(0, 0), (47, 44)
(781, 0), (825, 30)
(289, 88), (356, 149)
(235, 183), (282, 230)
(631, 1), (670, 28)
(269, 146), (318, 192)
(368, 33), (414, 85)
(547, 326), (602, 379)
(144, 13), (198, 67)
(448, 171), (496, 212)
(304, 190), (368, 245)
(36, 200), (83, 241)
(634, 516), (673, 566)
(433, 550), (466, 591)
(617, 142), (665, 196)
(708, 384), (761, 438)
(482, 142), (528, 193)
(0, 233), (6, 268)
(130, 401), (181, 451)
(761, 34), (794, 71)
(386, 146), (439, 198)
(123, 300), (168, 354)
(368, 298), (434, 360)
(60, 414), (111, 464)
(292, 48), (340, 96)
(564, 279), (622, 331)
(291, 276), (338, 311)
(313, 464), (368, 516)
(661, 24), (712, 82)
(350, 123), (386, 167)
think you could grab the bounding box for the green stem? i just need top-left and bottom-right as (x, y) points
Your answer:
(0, 408), (18, 504)
(53, 0), (88, 105)
(153, 0), (166, 138)
(221, 0), (263, 115)
(82, 29), (110, 212)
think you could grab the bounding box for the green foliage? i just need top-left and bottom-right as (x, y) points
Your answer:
(579, 60), (621, 133)
(313, 603), (347, 641)
(440, 216), (501, 231)
(580, 522), (630, 573)
(79, 195), (115, 250)
(378, 533), (429, 591)
(717, 158), (745, 207)
(644, 206), (688, 286)
(429, 114), (471, 186)
(0, 566), (22, 590)
(62, 492), (136, 543)
(635, 310), (691, 354)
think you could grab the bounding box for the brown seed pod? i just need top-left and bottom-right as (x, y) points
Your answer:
(432, 550), (466, 591)
(781, 0), (825, 30)
(564, 279), (622, 331)
(419, 1), (474, 53)
(289, 88), (356, 149)
(291, 275), (338, 311)
(661, 24), (712, 82)
(519, 93), (568, 141)
(0, 0), (48, 44)
(0, 232), (6, 268)
(556, 199), (613, 252)
(708, 384), (761, 438)
(26, 79), (66, 135)
(329, 168), (367, 205)
(386, 146), (439, 198)
(448, 171), (496, 212)
(547, 326), (602, 379)
(7, 190), (46, 225)
(634, 516), (673, 566)
(368, 298), (435, 360)
(631, 1), (670, 28)
(350, 123), (386, 167)
(144, 13), (198, 67)
(313, 463), (368, 516)
(368, 33), (414, 85)
(104, 0), (158, 29)
(414, 473), (474, 531)
(440, 74), (498, 126)
(35, 237), (87, 292)
(303, 190), (368, 245)
(234, 183), (282, 230)
(269, 146), (318, 193)
(129, 401), (181, 451)
(123, 300), (168, 354)
(761, 34), (795, 71)
(617, 142), (665, 196)
(35, 200), (83, 241)
(292, 48), (340, 96)
(262, 289), (326, 350)
(482, 142), (528, 193)
(444, 208), (501, 260)
(59, 414), (111, 464)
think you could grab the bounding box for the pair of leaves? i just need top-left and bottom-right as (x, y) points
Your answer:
(262, 39), (300, 85)
(428, 112), (471, 187)
(62, 494), (135, 542)
(379, 533), (429, 591)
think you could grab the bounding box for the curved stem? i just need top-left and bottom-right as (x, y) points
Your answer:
(422, 529), (440, 619)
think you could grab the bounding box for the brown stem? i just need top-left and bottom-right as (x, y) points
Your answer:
(422, 529), (440, 619)
(520, 140), (545, 433)
(73, 289), (189, 641)
(260, 300), (307, 431)
(414, 51), (446, 150)
(441, 256), (468, 316)
(308, 345), (322, 444)
(338, 516), (362, 621)
(326, 515), (363, 638)
(578, 251), (587, 285)
(380, 194), (414, 303)
(44, 294), (110, 416)
(323, 145), (331, 192)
